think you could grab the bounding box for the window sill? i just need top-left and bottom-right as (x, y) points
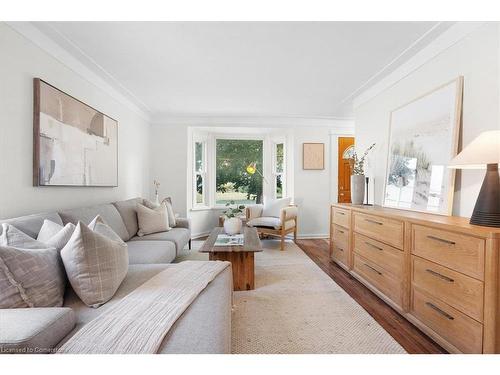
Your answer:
(190, 206), (225, 212)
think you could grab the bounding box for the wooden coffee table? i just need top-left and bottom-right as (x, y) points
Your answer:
(199, 226), (262, 291)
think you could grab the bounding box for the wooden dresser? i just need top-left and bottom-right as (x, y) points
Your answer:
(330, 203), (500, 354)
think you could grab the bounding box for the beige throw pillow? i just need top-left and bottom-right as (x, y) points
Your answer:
(137, 203), (170, 237)
(0, 244), (65, 308)
(37, 220), (76, 251)
(61, 222), (128, 308)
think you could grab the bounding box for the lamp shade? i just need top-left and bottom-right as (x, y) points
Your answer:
(449, 130), (500, 169)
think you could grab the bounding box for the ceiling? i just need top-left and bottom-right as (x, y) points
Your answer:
(31, 21), (453, 120)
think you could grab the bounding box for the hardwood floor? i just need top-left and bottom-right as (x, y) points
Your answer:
(296, 238), (447, 354)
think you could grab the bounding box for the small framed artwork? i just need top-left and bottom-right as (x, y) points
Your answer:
(303, 143), (325, 170)
(33, 78), (118, 187)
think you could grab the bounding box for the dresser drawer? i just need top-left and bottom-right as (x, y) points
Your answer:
(332, 207), (351, 228)
(412, 225), (485, 280)
(411, 287), (483, 353)
(331, 242), (348, 267)
(332, 224), (349, 248)
(353, 212), (404, 249)
(412, 256), (484, 322)
(353, 254), (402, 307)
(353, 233), (403, 278)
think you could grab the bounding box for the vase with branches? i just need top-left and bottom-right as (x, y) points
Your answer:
(153, 180), (160, 205)
(348, 143), (375, 204)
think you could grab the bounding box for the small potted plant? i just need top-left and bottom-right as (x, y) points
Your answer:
(349, 143), (375, 204)
(223, 201), (245, 235)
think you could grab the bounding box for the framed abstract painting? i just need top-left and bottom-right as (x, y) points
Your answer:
(303, 143), (324, 170)
(383, 77), (463, 215)
(33, 78), (118, 187)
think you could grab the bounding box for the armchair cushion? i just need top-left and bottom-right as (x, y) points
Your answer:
(262, 197), (292, 217)
(247, 217), (295, 230)
(246, 204), (264, 220)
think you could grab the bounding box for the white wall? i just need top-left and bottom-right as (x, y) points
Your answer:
(0, 23), (151, 219)
(149, 120), (354, 238)
(354, 22), (500, 218)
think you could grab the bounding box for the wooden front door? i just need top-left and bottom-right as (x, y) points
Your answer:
(338, 137), (355, 203)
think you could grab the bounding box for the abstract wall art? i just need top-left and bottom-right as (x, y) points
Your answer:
(383, 77), (463, 215)
(33, 79), (118, 187)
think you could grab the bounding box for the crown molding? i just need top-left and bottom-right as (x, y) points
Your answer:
(151, 113), (355, 129)
(352, 22), (486, 109)
(5, 21), (152, 122)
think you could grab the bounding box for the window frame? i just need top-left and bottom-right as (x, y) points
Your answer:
(193, 139), (208, 208)
(272, 140), (286, 199)
(213, 135), (266, 208)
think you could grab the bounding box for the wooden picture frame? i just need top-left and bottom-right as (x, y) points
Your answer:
(303, 143), (324, 170)
(33, 78), (119, 187)
(382, 77), (463, 216)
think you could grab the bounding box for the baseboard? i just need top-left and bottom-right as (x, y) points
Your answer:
(191, 231), (211, 240)
(296, 234), (329, 240)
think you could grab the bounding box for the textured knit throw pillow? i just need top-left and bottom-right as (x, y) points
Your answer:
(37, 220), (76, 251)
(137, 202), (170, 236)
(61, 222), (128, 308)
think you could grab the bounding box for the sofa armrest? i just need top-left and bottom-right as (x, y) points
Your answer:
(246, 204), (264, 220)
(175, 217), (191, 231)
(0, 307), (75, 354)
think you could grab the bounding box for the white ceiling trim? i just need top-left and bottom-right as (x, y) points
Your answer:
(352, 21), (486, 109)
(5, 21), (152, 122)
(151, 114), (354, 129)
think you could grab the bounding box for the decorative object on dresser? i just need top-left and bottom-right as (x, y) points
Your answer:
(153, 180), (161, 205)
(330, 203), (500, 353)
(33, 78), (118, 187)
(449, 130), (500, 227)
(199, 227), (263, 291)
(348, 143), (376, 204)
(302, 143), (324, 170)
(383, 77), (463, 215)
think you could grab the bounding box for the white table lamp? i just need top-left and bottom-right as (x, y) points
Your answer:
(449, 130), (500, 227)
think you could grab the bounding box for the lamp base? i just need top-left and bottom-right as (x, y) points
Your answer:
(469, 164), (500, 228)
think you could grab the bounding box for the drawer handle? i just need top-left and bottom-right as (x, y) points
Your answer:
(364, 263), (382, 275)
(427, 235), (456, 245)
(425, 302), (455, 320)
(338, 230), (345, 234)
(338, 248), (344, 252)
(338, 212), (346, 216)
(365, 241), (383, 251)
(425, 269), (454, 283)
(365, 218), (383, 226)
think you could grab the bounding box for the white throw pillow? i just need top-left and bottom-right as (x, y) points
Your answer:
(262, 197), (292, 218)
(137, 203), (170, 237)
(1, 223), (47, 249)
(37, 220), (76, 251)
(88, 215), (125, 244)
(61, 222), (128, 308)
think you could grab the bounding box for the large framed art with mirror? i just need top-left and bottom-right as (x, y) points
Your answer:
(383, 77), (463, 215)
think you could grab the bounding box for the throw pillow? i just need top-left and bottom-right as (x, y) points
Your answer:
(262, 197), (292, 218)
(61, 222), (128, 308)
(0, 245), (65, 309)
(137, 203), (170, 237)
(37, 220), (76, 251)
(0, 223), (46, 249)
(164, 199), (177, 227)
(88, 215), (125, 244)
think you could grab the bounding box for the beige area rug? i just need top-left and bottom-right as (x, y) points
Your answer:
(177, 239), (406, 354)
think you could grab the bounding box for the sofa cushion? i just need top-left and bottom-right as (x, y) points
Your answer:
(126, 240), (176, 264)
(89, 215), (125, 244)
(61, 222), (128, 308)
(0, 245), (65, 308)
(61, 264), (232, 354)
(0, 212), (63, 239)
(112, 198), (143, 240)
(0, 307), (75, 354)
(130, 228), (190, 254)
(37, 220), (76, 251)
(247, 216), (295, 230)
(59, 203), (129, 242)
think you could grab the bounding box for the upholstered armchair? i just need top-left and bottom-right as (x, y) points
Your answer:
(246, 200), (298, 251)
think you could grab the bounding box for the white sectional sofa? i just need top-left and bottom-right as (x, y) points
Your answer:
(0, 198), (232, 354)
